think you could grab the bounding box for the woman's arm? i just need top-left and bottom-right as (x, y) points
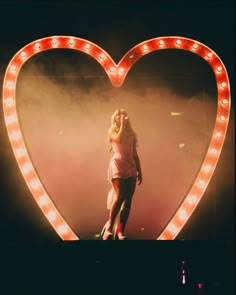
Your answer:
(133, 146), (142, 185)
(109, 115), (126, 142)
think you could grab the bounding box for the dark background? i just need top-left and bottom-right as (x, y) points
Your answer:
(0, 0), (234, 293)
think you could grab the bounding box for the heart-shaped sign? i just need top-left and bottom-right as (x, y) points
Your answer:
(2, 36), (231, 240)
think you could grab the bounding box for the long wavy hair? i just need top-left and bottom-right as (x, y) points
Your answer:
(108, 108), (137, 151)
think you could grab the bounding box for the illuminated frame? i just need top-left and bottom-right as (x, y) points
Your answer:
(2, 36), (230, 240)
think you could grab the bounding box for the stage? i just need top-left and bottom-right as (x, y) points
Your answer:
(0, 1), (234, 294)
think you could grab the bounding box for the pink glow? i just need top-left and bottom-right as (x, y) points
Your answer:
(2, 36), (231, 240)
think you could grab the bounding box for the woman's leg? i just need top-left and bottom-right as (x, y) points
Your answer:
(107, 178), (126, 232)
(117, 177), (136, 235)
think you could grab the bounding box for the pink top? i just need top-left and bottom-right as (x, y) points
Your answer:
(107, 135), (137, 181)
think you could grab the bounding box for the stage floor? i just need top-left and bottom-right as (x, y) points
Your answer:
(0, 240), (234, 294)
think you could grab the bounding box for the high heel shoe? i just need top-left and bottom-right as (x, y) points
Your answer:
(115, 232), (127, 240)
(101, 222), (113, 240)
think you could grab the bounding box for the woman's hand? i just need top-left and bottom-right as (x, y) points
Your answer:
(120, 114), (128, 125)
(137, 172), (142, 185)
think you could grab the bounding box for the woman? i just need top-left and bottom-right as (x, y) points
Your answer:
(101, 108), (142, 240)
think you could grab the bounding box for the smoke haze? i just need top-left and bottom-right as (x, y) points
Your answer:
(14, 49), (233, 239)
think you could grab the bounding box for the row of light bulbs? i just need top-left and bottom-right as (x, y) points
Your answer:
(3, 36), (230, 240)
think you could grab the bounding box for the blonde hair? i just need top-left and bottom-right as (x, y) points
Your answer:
(108, 108), (137, 151)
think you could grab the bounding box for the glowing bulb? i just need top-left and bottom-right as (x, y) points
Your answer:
(159, 40), (164, 46)
(210, 148), (217, 155)
(21, 163), (33, 174)
(118, 67), (124, 75)
(52, 38), (58, 46)
(129, 54), (134, 59)
(30, 179), (40, 189)
(109, 67), (115, 73)
(58, 225), (68, 234)
(47, 211), (57, 221)
(16, 148), (26, 157)
(85, 43), (91, 50)
(10, 131), (20, 141)
(38, 195), (49, 206)
(216, 132), (222, 138)
(188, 195), (197, 204)
(216, 66), (222, 72)
(20, 52), (26, 59)
(220, 115), (225, 121)
(5, 98), (14, 107)
(192, 43), (198, 49)
(179, 209), (187, 220)
(221, 99), (228, 105)
(198, 180), (205, 188)
(168, 224), (178, 234)
(203, 165), (212, 173)
(10, 65), (17, 73)
(68, 39), (75, 46)
(35, 43), (41, 50)
(99, 53), (105, 60)
(6, 81), (14, 90)
(207, 52), (213, 58)
(176, 39), (181, 45)
(6, 114), (16, 124)
(142, 44), (148, 51)
(221, 82), (226, 88)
